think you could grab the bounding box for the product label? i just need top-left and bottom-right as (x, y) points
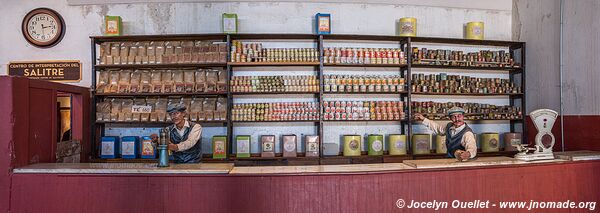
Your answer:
(394, 141), (404, 149)
(141, 141), (154, 155)
(121, 141), (135, 156)
(510, 139), (522, 145)
(263, 142), (274, 152)
(214, 141), (225, 154)
(284, 141), (296, 152)
(223, 17), (237, 33)
(101, 141), (114, 156)
(307, 142), (318, 152)
(372, 140), (383, 152)
(237, 139), (249, 153)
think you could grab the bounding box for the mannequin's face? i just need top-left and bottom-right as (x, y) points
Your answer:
(169, 111), (186, 126)
(450, 113), (465, 127)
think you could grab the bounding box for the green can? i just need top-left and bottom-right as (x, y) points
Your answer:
(235, 135), (251, 158)
(368, 134), (384, 156)
(212, 135), (227, 159)
(343, 135), (361, 156)
(388, 134), (407, 155)
(481, 132), (500, 152)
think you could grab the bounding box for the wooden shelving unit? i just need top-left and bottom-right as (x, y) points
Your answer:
(89, 33), (525, 165)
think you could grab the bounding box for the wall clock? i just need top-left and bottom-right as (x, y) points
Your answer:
(22, 8), (65, 48)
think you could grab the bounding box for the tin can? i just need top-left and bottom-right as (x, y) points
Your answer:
(367, 134), (384, 156)
(435, 135), (447, 154)
(388, 134), (407, 155)
(503, 132), (522, 151)
(466, 22), (484, 40)
(412, 134), (431, 154)
(481, 132), (500, 152)
(343, 135), (362, 156)
(235, 135), (251, 158)
(399, 17), (417, 36)
(212, 135), (227, 159)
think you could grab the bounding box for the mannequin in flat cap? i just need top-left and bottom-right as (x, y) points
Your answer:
(166, 103), (203, 163)
(414, 106), (476, 161)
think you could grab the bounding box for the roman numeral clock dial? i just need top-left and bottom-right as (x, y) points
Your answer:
(22, 8), (65, 48)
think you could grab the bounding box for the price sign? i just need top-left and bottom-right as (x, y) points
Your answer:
(132, 105), (152, 113)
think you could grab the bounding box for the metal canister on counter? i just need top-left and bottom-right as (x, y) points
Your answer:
(480, 132), (500, 152)
(343, 135), (362, 156)
(503, 132), (522, 151)
(466, 22), (485, 40)
(388, 134), (407, 155)
(412, 134), (431, 154)
(367, 134), (384, 156)
(435, 135), (447, 154)
(399, 17), (417, 37)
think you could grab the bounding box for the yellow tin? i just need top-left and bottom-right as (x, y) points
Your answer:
(466, 22), (484, 40)
(343, 135), (361, 156)
(412, 134), (431, 154)
(388, 134), (407, 155)
(399, 17), (417, 37)
(435, 135), (447, 154)
(480, 132), (500, 152)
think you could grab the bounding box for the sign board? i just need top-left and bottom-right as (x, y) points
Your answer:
(8, 60), (82, 82)
(132, 105), (152, 113)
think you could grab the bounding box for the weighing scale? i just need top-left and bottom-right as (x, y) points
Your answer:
(514, 109), (558, 161)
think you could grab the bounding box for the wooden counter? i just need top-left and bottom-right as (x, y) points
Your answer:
(13, 163), (234, 174)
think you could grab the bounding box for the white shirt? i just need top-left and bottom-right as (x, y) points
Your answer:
(172, 120), (202, 151)
(422, 118), (477, 158)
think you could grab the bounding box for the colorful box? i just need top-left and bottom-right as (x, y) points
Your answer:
(282, 135), (297, 157)
(140, 136), (156, 159)
(316, 13), (331, 35)
(343, 135), (361, 156)
(212, 135), (227, 159)
(367, 134), (383, 156)
(236, 135), (251, 158)
(222, 13), (238, 34)
(105, 16), (122, 36)
(261, 135), (276, 158)
(388, 134), (406, 155)
(100, 136), (120, 159)
(305, 135), (319, 157)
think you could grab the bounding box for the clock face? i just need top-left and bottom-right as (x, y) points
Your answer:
(27, 14), (59, 42)
(22, 8), (65, 48)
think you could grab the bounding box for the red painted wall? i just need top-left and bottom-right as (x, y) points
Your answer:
(8, 161), (600, 213)
(0, 76), (90, 212)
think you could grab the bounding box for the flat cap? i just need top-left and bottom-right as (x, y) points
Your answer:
(167, 103), (187, 113)
(447, 106), (465, 116)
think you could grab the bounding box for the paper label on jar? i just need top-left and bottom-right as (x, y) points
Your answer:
(263, 142), (274, 152)
(307, 142), (319, 152)
(372, 140), (383, 152)
(510, 139), (521, 145)
(237, 139), (249, 153)
(284, 141), (296, 152)
(101, 142), (114, 155)
(394, 141), (405, 149)
(121, 141), (135, 156)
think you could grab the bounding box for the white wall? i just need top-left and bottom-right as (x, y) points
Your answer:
(1, 0), (513, 88)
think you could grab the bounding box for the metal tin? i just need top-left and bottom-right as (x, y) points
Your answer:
(412, 134), (431, 154)
(367, 134), (384, 156)
(435, 135), (447, 154)
(480, 132), (500, 152)
(305, 135), (319, 157)
(399, 17), (417, 37)
(282, 134), (297, 157)
(236, 135), (251, 158)
(388, 134), (406, 155)
(343, 135), (362, 156)
(466, 22), (484, 40)
(261, 135), (276, 157)
(212, 135), (227, 159)
(503, 132), (522, 151)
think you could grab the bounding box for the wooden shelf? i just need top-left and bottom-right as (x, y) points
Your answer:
(411, 118), (524, 122)
(230, 156), (320, 161)
(91, 34), (227, 42)
(324, 119), (407, 122)
(95, 92), (227, 97)
(231, 91), (319, 95)
(411, 63), (522, 72)
(95, 63), (226, 69)
(229, 33), (318, 40)
(232, 120), (320, 123)
(412, 92), (523, 97)
(324, 63), (407, 67)
(228, 62), (320, 66)
(96, 121), (227, 127)
(323, 91), (407, 95)
(409, 36), (524, 47)
(322, 34), (406, 42)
